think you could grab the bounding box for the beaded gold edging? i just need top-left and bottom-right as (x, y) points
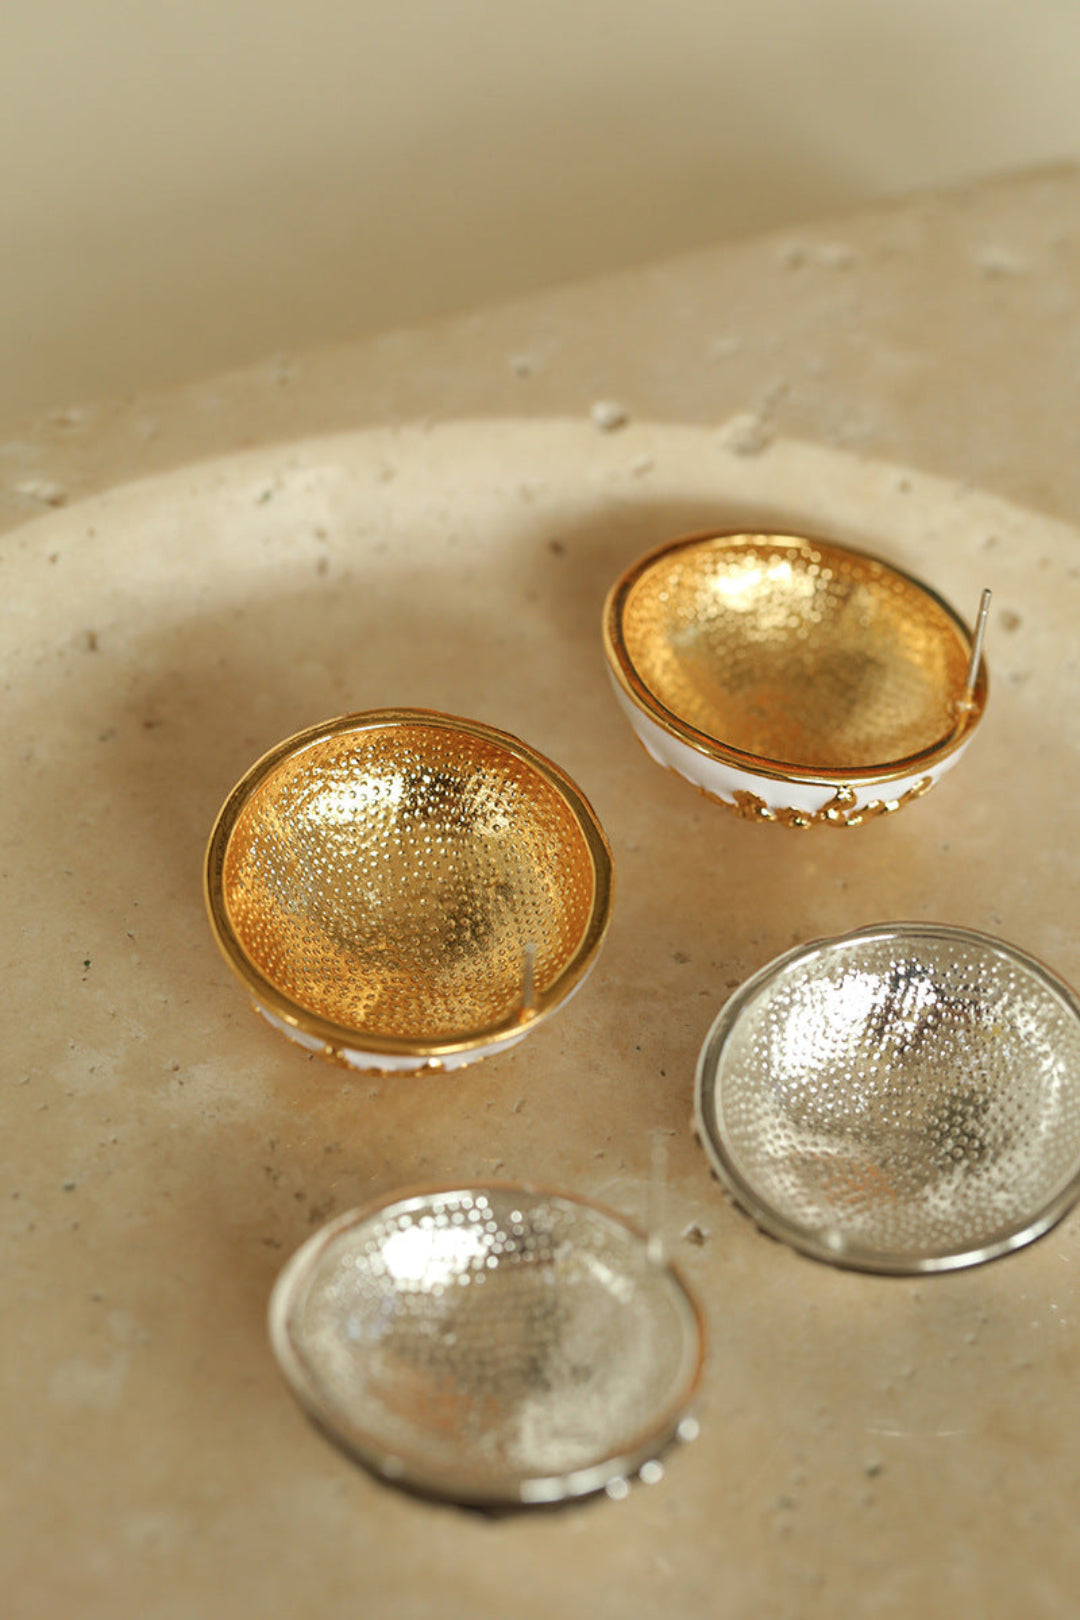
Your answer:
(692, 774), (936, 829)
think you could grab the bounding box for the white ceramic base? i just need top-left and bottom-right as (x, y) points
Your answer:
(253, 1002), (537, 1072)
(609, 678), (970, 827)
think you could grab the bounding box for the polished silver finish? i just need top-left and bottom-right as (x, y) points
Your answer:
(270, 1184), (705, 1505)
(695, 923), (1080, 1274)
(963, 587), (993, 703)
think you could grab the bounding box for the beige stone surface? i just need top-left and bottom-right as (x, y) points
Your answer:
(4, 167), (1080, 1618)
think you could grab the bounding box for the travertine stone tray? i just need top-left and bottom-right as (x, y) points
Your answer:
(5, 412), (1080, 1618)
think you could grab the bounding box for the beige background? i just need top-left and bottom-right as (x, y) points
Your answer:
(6, 3), (1080, 1611)
(5, 0), (1080, 421)
(5, 165), (1080, 1618)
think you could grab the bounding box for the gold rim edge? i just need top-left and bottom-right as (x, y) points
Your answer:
(603, 530), (989, 787)
(204, 708), (615, 1059)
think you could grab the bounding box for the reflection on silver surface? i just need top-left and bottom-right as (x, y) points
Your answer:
(695, 923), (1080, 1273)
(270, 1185), (705, 1505)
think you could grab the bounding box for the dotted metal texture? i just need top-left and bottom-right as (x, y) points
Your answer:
(218, 717), (602, 1043)
(697, 926), (1080, 1271)
(270, 1187), (704, 1504)
(616, 534), (974, 770)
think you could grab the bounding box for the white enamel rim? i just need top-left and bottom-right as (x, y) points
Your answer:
(610, 679), (972, 815)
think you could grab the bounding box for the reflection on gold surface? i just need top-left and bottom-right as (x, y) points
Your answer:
(208, 712), (611, 1050)
(720, 776), (934, 829)
(611, 534), (983, 772)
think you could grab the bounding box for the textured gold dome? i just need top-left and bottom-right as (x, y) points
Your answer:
(205, 710), (613, 1066)
(605, 532), (987, 778)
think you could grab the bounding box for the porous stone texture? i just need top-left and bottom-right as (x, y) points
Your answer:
(5, 167), (1080, 1620)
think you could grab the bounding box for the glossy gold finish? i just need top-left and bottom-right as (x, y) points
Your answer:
(205, 710), (613, 1064)
(604, 532), (988, 783)
(716, 775), (935, 829)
